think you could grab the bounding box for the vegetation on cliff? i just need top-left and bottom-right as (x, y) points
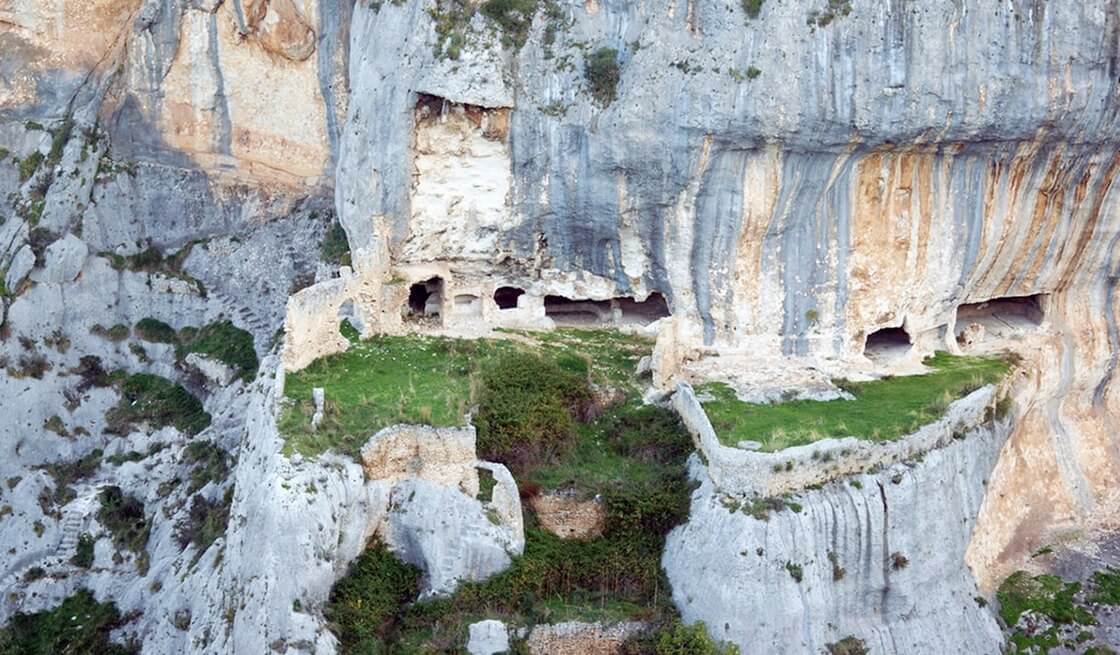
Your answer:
(697, 352), (1012, 451)
(320, 328), (726, 652)
(278, 328), (650, 458)
(996, 568), (1120, 654)
(104, 373), (211, 437)
(0, 589), (136, 655)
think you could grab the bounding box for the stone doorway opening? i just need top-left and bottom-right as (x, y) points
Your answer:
(406, 277), (444, 324)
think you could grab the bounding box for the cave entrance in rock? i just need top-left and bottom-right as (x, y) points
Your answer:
(618, 293), (671, 325)
(864, 326), (912, 363)
(955, 294), (1044, 348)
(494, 286), (525, 310)
(406, 277), (444, 324)
(544, 295), (612, 326)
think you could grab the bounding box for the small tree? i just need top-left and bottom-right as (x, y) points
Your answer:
(585, 47), (621, 107)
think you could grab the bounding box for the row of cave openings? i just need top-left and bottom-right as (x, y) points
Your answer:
(862, 294), (1045, 363)
(393, 278), (1044, 356)
(402, 277), (672, 327)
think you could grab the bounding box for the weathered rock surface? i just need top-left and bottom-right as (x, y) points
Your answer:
(664, 417), (1013, 654)
(528, 489), (606, 540)
(0, 0), (1119, 652)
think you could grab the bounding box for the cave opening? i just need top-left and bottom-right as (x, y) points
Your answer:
(544, 295), (612, 326)
(618, 292), (671, 324)
(494, 286), (525, 310)
(406, 277), (444, 322)
(864, 326), (912, 363)
(955, 294), (1044, 347)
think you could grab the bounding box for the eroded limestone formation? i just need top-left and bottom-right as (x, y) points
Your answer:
(1, 0), (1119, 653)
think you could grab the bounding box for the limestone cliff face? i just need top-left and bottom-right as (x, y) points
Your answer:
(1, 0), (1119, 653)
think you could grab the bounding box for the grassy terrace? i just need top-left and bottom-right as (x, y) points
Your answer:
(278, 328), (652, 458)
(696, 352), (1012, 452)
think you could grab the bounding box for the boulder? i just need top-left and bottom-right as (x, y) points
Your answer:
(467, 620), (509, 655)
(183, 352), (238, 388)
(380, 476), (523, 597)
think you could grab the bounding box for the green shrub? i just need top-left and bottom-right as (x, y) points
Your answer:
(73, 355), (110, 391)
(47, 118), (72, 166)
(603, 475), (691, 551)
(741, 0), (763, 18)
(480, 0), (538, 47)
(1090, 568), (1120, 605)
(97, 486), (150, 572)
(183, 441), (230, 493)
(134, 318), (176, 343)
(320, 221), (352, 267)
(176, 488), (233, 557)
(17, 151), (44, 182)
(652, 620), (740, 654)
(326, 541), (421, 652)
(0, 588), (136, 655)
(826, 636), (868, 655)
(474, 351), (591, 471)
(585, 48), (621, 106)
(175, 321), (258, 381)
(104, 373), (211, 436)
(71, 533), (95, 569)
(997, 570), (1095, 627)
(90, 323), (130, 342)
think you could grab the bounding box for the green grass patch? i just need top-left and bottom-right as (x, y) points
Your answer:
(1090, 567), (1120, 605)
(0, 588), (136, 655)
(279, 335), (512, 458)
(175, 320), (258, 381)
(696, 352), (1011, 451)
(280, 328), (654, 459)
(997, 570), (1095, 628)
(104, 373), (211, 436)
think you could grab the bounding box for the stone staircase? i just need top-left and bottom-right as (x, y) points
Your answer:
(208, 288), (274, 352)
(0, 486), (102, 599)
(57, 489), (100, 555)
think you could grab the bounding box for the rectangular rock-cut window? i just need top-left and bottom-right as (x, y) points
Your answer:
(454, 294), (482, 316)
